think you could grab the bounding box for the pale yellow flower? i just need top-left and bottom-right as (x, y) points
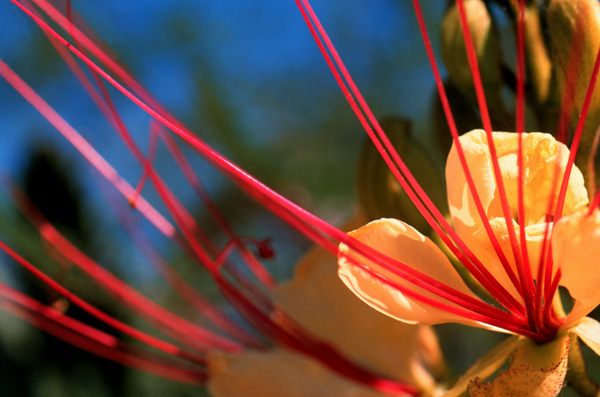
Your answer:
(338, 130), (600, 394)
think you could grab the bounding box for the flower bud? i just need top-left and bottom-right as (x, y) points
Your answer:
(520, 3), (552, 106)
(355, 118), (446, 233)
(547, 0), (600, 188)
(441, 0), (503, 106)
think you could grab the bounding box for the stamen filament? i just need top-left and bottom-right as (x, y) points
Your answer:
(515, 0), (526, 135)
(298, 0), (524, 314)
(515, 0), (539, 333)
(0, 239), (205, 364)
(6, 3), (524, 329)
(344, 257), (542, 341)
(106, 199), (265, 348)
(129, 122), (159, 208)
(544, 268), (565, 332)
(0, 58), (175, 238)
(273, 200), (528, 329)
(10, 190), (242, 352)
(159, 129), (276, 287)
(588, 125), (600, 195)
(12, 0), (550, 341)
(455, 0), (536, 324)
(240, 183), (528, 330)
(590, 187), (600, 211)
(555, 45), (600, 221)
(0, 283), (207, 384)
(412, 0), (526, 312)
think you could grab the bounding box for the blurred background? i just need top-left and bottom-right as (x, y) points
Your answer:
(3, 1), (594, 396)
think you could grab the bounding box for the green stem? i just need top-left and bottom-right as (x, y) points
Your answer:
(567, 335), (600, 397)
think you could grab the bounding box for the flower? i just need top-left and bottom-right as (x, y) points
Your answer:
(338, 129), (600, 393)
(334, 0), (600, 392)
(208, 225), (446, 396)
(5, 0), (600, 394)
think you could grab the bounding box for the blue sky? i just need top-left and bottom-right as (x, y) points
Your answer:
(0, 0), (445, 172)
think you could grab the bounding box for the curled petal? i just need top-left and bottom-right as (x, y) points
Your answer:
(446, 130), (588, 286)
(207, 349), (391, 397)
(553, 208), (600, 324)
(447, 130), (587, 230)
(276, 242), (442, 390)
(338, 218), (482, 327)
(446, 129), (506, 233)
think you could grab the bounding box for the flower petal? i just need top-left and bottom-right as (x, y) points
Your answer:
(446, 130), (588, 289)
(462, 218), (551, 298)
(570, 316), (600, 356)
(207, 349), (391, 397)
(467, 335), (569, 396)
(446, 129), (509, 233)
(447, 130), (587, 229)
(553, 208), (600, 324)
(338, 218), (483, 327)
(276, 241), (442, 390)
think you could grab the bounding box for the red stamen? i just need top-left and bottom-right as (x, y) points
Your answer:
(129, 122), (159, 208)
(0, 49), (272, 336)
(343, 256), (542, 341)
(297, 0), (523, 313)
(544, 268), (565, 332)
(515, 0), (539, 332)
(535, 217), (553, 330)
(43, 224), (241, 352)
(0, 239), (205, 364)
(0, 58), (175, 238)
(6, 1), (323, 292)
(259, 195), (529, 331)
(456, 0), (536, 326)
(555, 45), (600, 221)
(555, 20), (587, 145)
(0, 283), (207, 384)
(411, 0), (525, 311)
(106, 200), (265, 348)
(9, 188), (243, 353)
(590, 188), (600, 212)
(5, 10), (276, 293)
(11, 0), (538, 338)
(78, 0), (528, 326)
(588, 125), (600, 195)
(515, 0), (526, 134)
(159, 128), (277, 287)
(3, 41), (520, 334)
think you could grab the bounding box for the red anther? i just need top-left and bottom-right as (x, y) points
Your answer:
(127, 196), (137, 209)
(51, 297), (69, 313)
(257, 238), (275, 260)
